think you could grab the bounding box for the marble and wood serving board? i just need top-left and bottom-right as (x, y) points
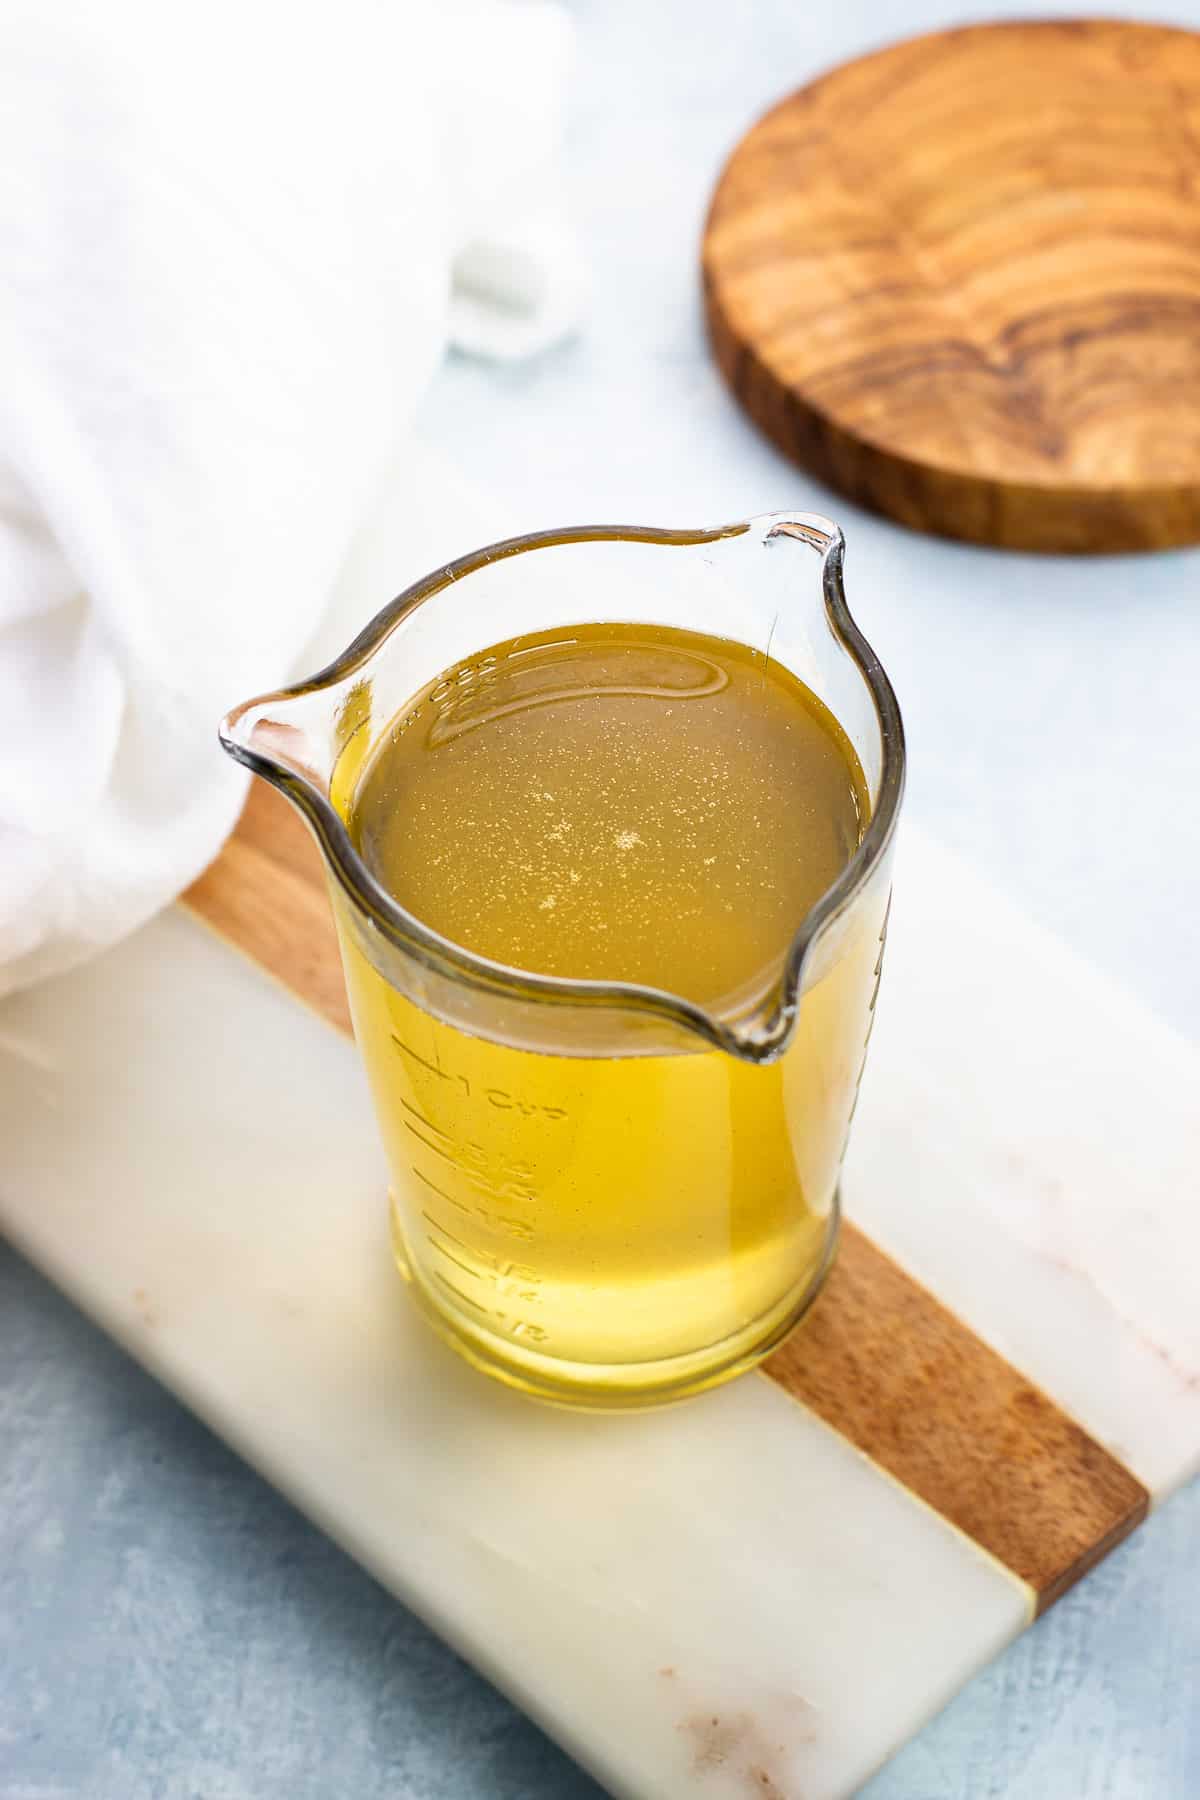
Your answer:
(2, 780), (1198, 1799)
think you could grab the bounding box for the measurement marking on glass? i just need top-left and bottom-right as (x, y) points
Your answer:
(434, 1270), (491, 1315)
(422, 1212), (539, 1284)
(402, 1119), (457, 1164)
(412, 1167), (471, 1213)
(438, 1245), (482, 1282)
(421, 1212), (477, 1254)
(459, 1165), (539, 1206)
(424, 1231), (479, 1282)
(390, 1033), (470, 1098)
(400, 1097), (449, 1138)
(496, 1217), (536, 1241)
(510, 1320), (548, 1342)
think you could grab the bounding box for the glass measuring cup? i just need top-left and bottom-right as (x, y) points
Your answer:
(220, 513), (904, 1407)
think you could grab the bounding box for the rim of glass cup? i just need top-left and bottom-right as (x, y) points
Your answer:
(220, 512), (906, 1064)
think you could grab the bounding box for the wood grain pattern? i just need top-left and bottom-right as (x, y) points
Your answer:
(702, 20), (1200, 551)
(184, 787), (351, 1036)
(766, 1228), (1148, 1613)
(184, 784), (1150, 1607)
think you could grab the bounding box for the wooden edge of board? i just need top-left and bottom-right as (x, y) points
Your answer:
(765, 1227), (1149, 1613)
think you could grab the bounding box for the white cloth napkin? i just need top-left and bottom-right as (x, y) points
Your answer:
(0, 0), (580, 998)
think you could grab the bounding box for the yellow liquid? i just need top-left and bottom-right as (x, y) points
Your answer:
(335, 623), (885, 1405)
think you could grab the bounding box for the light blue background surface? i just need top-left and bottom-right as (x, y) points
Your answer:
(3, 2), (1199, 1795)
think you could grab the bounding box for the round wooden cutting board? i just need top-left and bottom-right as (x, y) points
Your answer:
(703, 20), (1200, 552)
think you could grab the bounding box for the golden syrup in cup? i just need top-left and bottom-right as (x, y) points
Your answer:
(332, 622), (880, 1406)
